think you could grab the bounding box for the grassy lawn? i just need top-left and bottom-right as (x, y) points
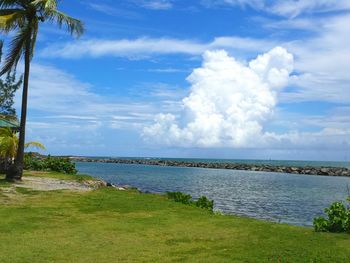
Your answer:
(0, 172), (349, 262)
(23, 170), (97, 181)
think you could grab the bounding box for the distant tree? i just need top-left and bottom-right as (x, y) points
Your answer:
(0, 41), (22, 118)
(0, 0), (84, 180)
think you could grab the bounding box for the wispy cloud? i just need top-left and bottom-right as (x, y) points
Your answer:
(147, 68), (188, 73)
(40, 36), (276, 59)
(16, 63), (179, 128)
(16, 63), (185, 154)
(87, 3), (141, 19)
(131, 0), (173, 10)
(282, 14), (350, 103)
(202, 0), (350, 17)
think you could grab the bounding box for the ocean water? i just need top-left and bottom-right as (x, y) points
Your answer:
(76, 161), (350, 226)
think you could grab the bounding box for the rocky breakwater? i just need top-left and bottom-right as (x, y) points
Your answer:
(71, 158), (350, 177)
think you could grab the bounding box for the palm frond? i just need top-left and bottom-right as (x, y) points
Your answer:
(24, 141), (46, 150)
(0, 127), (13, 137)
(0, 8), (26, 32)
(44, 9), (84, 37)
(0, 22), (30, 76)
(0, 127), (18, 158)
(31, 0), (56, 10)
(0, 0), (24, 8)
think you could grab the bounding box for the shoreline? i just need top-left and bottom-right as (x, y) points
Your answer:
(71, 157), (350, 177)
(2, 171), (350, 262)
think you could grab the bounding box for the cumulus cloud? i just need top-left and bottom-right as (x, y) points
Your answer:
(143, 47), (294, 147)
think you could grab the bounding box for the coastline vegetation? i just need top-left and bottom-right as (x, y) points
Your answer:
(167, 191), (214, 212)
(314, 197), (350, 233)
(0, 128), (45, 172)
(24, 154), (78, 174)
(0, 170), (350, 262)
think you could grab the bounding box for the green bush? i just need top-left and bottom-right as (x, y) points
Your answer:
(24, 155), (77, 174)
(167, 192), (192, 204)
(195, 196), (214, 211)
(167, 192), (214, 212)
(313, 197), (350, 233)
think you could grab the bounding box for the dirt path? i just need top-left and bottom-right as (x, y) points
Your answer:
(14, 177), (94, 191)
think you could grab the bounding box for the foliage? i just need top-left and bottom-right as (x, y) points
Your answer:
(313, 197), (350, 233)
(167, 191), (192, 204)
(167, 191), (214, 212)
(0, 0), (84, 76)
(0, 127), (45, 170)
(24, 155), (77, 174)
(0, 127), (18, 161)
(0, 41), (22, 117)
(195, 196), (214, 211)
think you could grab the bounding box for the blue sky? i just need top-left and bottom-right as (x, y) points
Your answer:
(7, 0), (350, 161)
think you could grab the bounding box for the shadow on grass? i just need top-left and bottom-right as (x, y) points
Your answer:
(0, 175), (11, 187)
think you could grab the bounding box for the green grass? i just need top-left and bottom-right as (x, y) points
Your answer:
(0, 172), (349, 262)
(23, 170), (97, 181)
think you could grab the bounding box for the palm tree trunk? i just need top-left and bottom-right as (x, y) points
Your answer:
(6, 35), (31, 181)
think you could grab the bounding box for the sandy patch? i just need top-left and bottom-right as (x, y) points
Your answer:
(13, 177), (93, 192)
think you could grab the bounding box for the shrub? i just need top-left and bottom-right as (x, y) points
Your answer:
(195, 196), (214, 211)
(313, 197), (350, 233)
(24, 155), (77, 174)
(167, 191), (214, 212)
(167, 192), (192, 204)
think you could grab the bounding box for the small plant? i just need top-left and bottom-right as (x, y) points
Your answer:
(167, 192), (192, 204)
(167, 191), (214, 212)
(195, 196), (214, 211)
(313, 197), (350, 233)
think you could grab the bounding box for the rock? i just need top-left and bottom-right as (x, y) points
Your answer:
(320, 168), (330, 175)
(73, 158), (350, 178)
(84, 180), (107, 188)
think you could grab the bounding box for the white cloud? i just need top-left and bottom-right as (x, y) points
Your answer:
(143, 47), (294, 147)
(202, 0), (350, 17)
(14, 63), (186, 153)
(87, 3), (141, 19)
(40, 38), (205, 59)
(282, 14), (350, 103)
(201, 0), (264, 9)
(15, 63), (181, 134)
(142, 44), (350, 150)
(38, 14), (350, 104)
(40, 36), (276, 59)
(136, 0), (173, 10)
(147, 67), (188, 73)
(269, 0), (350, 17)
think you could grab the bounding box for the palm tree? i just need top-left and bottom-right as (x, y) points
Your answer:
(0, 0), (83, 180)
(0, 127), (45, 172)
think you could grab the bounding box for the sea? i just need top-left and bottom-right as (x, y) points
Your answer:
(75, 158), (350, 227)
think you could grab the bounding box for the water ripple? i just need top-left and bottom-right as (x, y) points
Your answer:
(76, 162), (350, 226)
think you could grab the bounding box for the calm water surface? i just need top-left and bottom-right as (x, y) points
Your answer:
(76, 162), (350, 226)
